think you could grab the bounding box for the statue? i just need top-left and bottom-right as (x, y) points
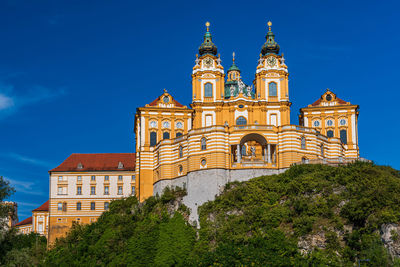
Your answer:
(230, 85), (235, 97)
(251, 146), (256, 157)
(195, 54), (200, 66)
(216, 54), (221, 66)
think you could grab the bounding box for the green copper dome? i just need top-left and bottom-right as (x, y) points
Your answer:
(261, 21), (280, 55)
(227, 52), (240, 72)
(228, 62), (240, 72)
(199, 22), (218, 56)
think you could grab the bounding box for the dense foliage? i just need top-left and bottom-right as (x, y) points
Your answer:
(7, 162), (400, 266)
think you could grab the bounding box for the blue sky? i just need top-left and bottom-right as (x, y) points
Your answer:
(0, 0), (399, 219)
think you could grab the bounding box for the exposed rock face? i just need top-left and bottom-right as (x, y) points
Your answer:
(298, 232), (326, 255)
(381, 223), (400, 258)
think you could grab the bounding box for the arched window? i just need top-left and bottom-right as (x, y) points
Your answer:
(179, 146), (183, 158)
(204, 83), (213, 97)
(150, 132), (157, 146)
(62, 202), (67, 212)
(176, 132), (182, 138)
(104, 202), (109, 210)
(163, 131), (170, 140)
(57, 202), (62, 211)
(269, 82), (277, 97)
(327, 130), (334, 138)
(201, 137), (207, 150)
(236, 116), (247, 126)
(340, 129), (347, 144)
(241, 145), (246, 156)
(76, 202), (81, 210)
(301, 136), (306, 150)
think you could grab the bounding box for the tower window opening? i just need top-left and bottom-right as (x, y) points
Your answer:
(179, 146), (183, 158)
(150, 132), (157, 146)
(163, 132), (170, 140)
(204, 83), (213, 97)
(327, 130), (334, 138)
(301, 136), (306, 150)
(268, 82), (277, 97)
(201, 137), (207, 150)
(340, 129), (347, 144)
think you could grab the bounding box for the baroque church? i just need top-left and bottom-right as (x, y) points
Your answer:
(134, 21), (359, 205)
(39, 21), (360, 243)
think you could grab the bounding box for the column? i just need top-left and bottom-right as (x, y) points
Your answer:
(264, 146), (267, 162)
(267, 144), (271, 163)
(237, 144), (241, 163)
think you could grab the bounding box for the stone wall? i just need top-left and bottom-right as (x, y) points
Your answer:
(153, 168), (287, 223)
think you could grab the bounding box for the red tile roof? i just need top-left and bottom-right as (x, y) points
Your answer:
(148, 96), (184, 107)
(50, 153), (136, 172)
(15, 216), (32, 227)
(33, 200), (49, 212)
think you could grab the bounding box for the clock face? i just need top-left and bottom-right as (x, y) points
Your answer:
(176, 122), (183, 129)
(266, 56), (277, 67)
(204, 57), (213, 68)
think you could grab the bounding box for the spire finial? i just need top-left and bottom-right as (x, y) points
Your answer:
(205, 21), (210, 32)
(267, 21), (272, 31)
(232, 52), (235, 63)
(163, 88), (167, 93)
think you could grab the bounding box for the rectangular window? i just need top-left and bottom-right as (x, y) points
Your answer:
(57, 203), (62, 211)
(91, 186), (96, 195)
(131, 186), (135, 195)
(91, 175), (96, 181)
(38, 224), (43, 232)
(132, 175), (136, 182)
(118, 175), (123, 181)
(58, 176), (63, 181)
(76, 202), (81, 210)
(90, 202), (95, 210)
(118, 186), (123, 195)
(104, 202), (109, 210)
(105, 175), (109, 181)
(77, 186), (82, 195)
(77, 176), (82, 182)
(58, 187), (63, 195)
(104, 186), (109, 195)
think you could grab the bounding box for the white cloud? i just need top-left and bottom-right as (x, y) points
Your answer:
(1, 153), (53, 168)
(0, 93), (14, 110)
(5, 176), (47, 197)
(0, 81), (66, 119)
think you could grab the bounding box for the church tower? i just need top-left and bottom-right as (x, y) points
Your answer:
(191, 22), (225, 128)
(254, 21), (290, 126)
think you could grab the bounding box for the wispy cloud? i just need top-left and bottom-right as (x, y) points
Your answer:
(0, 152), (53, 168)
(0, 81), (66, 119)
(5, 176), (47, 197)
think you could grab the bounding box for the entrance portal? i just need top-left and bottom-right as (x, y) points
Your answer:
(231, 133), (277, 167)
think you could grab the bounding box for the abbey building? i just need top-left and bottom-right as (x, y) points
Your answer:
(135, 22), (359, 203)
(41, 22), (360, 243)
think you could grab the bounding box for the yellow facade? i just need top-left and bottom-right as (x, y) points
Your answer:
(135, 22), (360, 200)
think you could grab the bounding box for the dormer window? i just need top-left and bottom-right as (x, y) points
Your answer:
(77, 162), (83, 169)
(118, 161), (124, 169)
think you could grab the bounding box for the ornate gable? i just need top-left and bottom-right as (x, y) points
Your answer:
(309, 89), (349, 107)
(146, 90), (186, 109)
